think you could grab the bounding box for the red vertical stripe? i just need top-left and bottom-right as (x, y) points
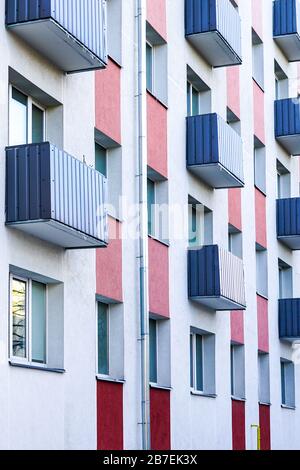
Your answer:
(259, 404), (271, 450)
(232, 400), (246, 450)
(255, 188), (267, 249)
(147, 93), (168, 178)
(150, 388), (171, 450)
(149, 237), (170, 318)
(257, 295), (269, 353)
(97, 381), (123, 450)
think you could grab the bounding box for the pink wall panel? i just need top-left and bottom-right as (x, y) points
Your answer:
(232, 400), (246, 450)
(96, 218), (122, 303)
(252, 0), (263, 39)
(97, 381), (123, 450)
(227, 67), (240, 119)
(150, 388), (171, 450)
(231, 311), (244, 345)
(95, 59), (121, 144)
(259, 404), (271, 450)
(147, 92), (168, 179)
(253, 81), (265, 145)
(149, 237), (169, 318)
(255, 188), (267, 249)
(257, 295), (269, 353)
(147, 0), (167, 41)
(228, 189), (242, 231)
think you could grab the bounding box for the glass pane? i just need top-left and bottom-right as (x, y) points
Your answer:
(11, 279), (27, 358)
(32, 105), (44, 143)
(146, 43), (153, 92)
(196, 335), (203, 392)
(189, 205), (197, 246)
(147, 179), (155, 236)
(95, 143), (107, 177)
(281, 362), (286, 405)
(230, 345), (234, 396)
(192, 87), (199, 116)
(31, 281), (47, 364)
(187, 82), (191, 117)
(190, 334), (194, 388)
(98, 303), (109, 375)
(149, 319), (157, 383)
(10, 87), (27, 145)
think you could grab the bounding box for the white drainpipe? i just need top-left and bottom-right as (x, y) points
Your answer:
(136, 0), (151, 450)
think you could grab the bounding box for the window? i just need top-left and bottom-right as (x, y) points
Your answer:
(187, 81), (200, 117)
(277, 160), (291, 199)
(190, 329), (215, 395)
(281, 359), (295, 408)
(146, 42), (153, 92)
(95, 143), (107, 177)
(275, 61), (288, 100)
(9, 86), (45, 146)
(149, 319), (158, 383)
(279, 260), (293, 299)
(258, 352), (270, 405)
(147, 178), (155, 236)
(254, 143), (266, 194)
(10, 276), (47, 365)
(231, 343), (245, 399)
(97, 303), (109, 375)
(252, 29), (264, 89)
(188, 198), (213, 247)
(228, 225), (243, 259)
(256, 248), (268, 298)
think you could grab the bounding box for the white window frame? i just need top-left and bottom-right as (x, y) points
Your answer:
(9, 84), (46, 146)
(146, 41), (154, 94)
(149, 318), (158, 386)
(96, 301), (110, 378)
(190, 332), (204, 393)
(187, 81), (200, 117)
(9, 274), (48, 367)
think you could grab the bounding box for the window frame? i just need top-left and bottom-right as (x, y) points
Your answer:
(281, 359), (296, 409)
(187, 81), (200, 117)
(96, 302), (110, 378)
(147, 178), (156, 237)
(9, 84), (46, 146)
(9, 274), (48, 367)
(146, 41), (154, 93)
(149, 318), (158, 385)
(190, 332), (204, 393)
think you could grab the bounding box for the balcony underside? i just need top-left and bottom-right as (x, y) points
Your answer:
(190, 295), (246, 311)
(278, 235), (300, 250)
(186, 30), (241, 67)
(6, 219), (108, 249)
(274, 34), (300, 62)
(7, 19), (106, 73)
(276, 134), (300, 155)
(187, 162), (244, 189)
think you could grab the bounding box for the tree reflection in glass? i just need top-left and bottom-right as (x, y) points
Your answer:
(12, 279), (26, 358)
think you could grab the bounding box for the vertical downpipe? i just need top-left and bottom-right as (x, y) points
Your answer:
(136, 0), (151, 450)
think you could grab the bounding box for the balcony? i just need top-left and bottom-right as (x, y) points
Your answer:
(5, 0), (107, 73)
(277, 198), (300, 249)
(185, 0), (242, 67)
(186, 114), (244, 188)
(279, 299), (300, 341)
(6, 142), (108, 249)
(273, 0), (300, 62)
(275, 98), (300, 155)
(188, 245), (246, 311)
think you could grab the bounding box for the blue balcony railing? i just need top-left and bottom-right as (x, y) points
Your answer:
(188, 245), (246, 311)
(185, 0), (242, 67)
(6, 142), (108, 249)
(5, 0), (107, 73)
(279, 299), (300, 341)
(273, 0), (300, 62)
(275, 98), (300, 155)
(186, 113), (244, 188)
(277, 198), (300, 249)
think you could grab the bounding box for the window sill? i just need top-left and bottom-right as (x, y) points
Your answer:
(96, 375), (125, 384)
(146, 89), (168, 110)
(281, 404), (296, 410)
(190, 390), (217, 399)
(259, 401), (271, 406)
(148, 234), (170, 247)
(231, 396), (246, 402)
(9, 360), (65, 374)
(150, 383), (172, 391)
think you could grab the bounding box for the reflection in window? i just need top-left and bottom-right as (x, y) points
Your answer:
(12, 279), (27, 359)
(10, 88), (28, 146)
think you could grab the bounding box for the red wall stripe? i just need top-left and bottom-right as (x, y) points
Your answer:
(232, 400), (246, 450)
(228, 189), (242, 232)
(253, 81), (265, 145)
(255, 188), (267, 249)
(97, 381), (123, 450)
(252, 0), (263, 39)
(150, 388), (171, 450)
(147, 0), (167, 41)
(227, 67), (240, 119)
(95, 59), (121, 145)
(259, 404), (271, 450)
(96, 217), (123, 303)
(147, 92), (168, 179)
(257, 295), (269, 353)
(149, 237), (170, 318)
(231, 311), (244, 345)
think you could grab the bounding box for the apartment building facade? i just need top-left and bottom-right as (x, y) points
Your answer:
(1, 0), (300, 451)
